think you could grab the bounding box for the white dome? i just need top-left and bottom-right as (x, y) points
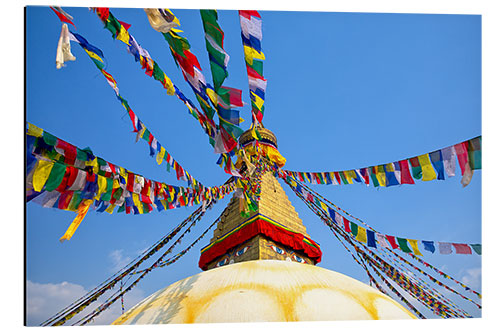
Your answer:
(113, 260), (415, 324)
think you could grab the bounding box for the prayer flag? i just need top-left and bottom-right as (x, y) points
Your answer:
(409, 157), (422, 180)
(56, 23), (76, 69)
(33, 160), (54, 192)
(438, 242), (452, 254)
(422, 240), (435, 253)
(455, 142), (473, 187)
(28, 124), (44, 137)
(398, 159), (415, 184)
(50, 6), (75, 27)
(417, 153), (437, 181)
(360, 168), (370, 185)
(334, 212), (343, 226)
(343, 218), (351, 233)
(386, 235), (399, 249)
(376, 232), (390, 248)
(469, 244), (482, 255)
(59, 199), (93, 242)
(408, 239), (423, 256)
(350, 222), (358, 237)
(356, 226), (367, 243)
(44, 162), (67, 192)
(393, 161), (402, 184)
(384, 163), (400, 187)
(156, 146), (166, 165)
(429, 150), (445, 180)
(452, 243), (472, 255)
(467, 137), (481, 170)
(441, 146), (456, 177)
(396, 237), (412, 253)
(367, 230), (377, 248)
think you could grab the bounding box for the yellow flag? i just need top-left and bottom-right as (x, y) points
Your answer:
(320, 201), (329, 213)
(417, 154), (437, 181)
(408, 239), (423, 256)
(205, 86), (218, 106)
(59, 199), (93, 242)
(105, 204), (116, 214)
(263, 146), (287, 168)
(343, 171), (353, 184)
(28, 123), (43, 137)
(156, 146), (166, 165)
(163, 74), (175, 95)
(132, 193), (143, 214)
(84, 49), (105, 64)
(116, 25), (130, 45)
(348, 170), (358, 183)
(356, 226), (368, 243)
(95, 175), (107, 201)
(86, 157), (98, 174)
(119, 167), (127, 179)
(250, 91), (265, 110)
(243, 45), (265, 65)
(33, 159), (54, 192)
(376, 165), (387, 187)
(159, 200), (167, 210)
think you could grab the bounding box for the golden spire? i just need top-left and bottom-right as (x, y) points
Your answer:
(199, 128), (322, 270)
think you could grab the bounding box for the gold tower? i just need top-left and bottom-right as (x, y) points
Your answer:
(199, 127), (322, 270)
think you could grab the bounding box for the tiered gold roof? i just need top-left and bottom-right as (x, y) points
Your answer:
(202, 127), (318, 270)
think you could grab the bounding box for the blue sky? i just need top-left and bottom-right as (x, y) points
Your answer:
(25, 4), (482, 325)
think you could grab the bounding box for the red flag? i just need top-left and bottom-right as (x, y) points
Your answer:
(398, 160), (415, 184)
(50, 7), (76, 28)
(127, 172), (135, 192)
(452, 243), (472, 254)
(239, 10), (261, 19)
(118, 20), (131, 31)
(219, 86), (244, 107)
(247, 66), (264, 80)
(454, 142), (470, 176)
(385, 235), (399, 249)
(58, 191), (74, 210)
(334, 172), (342, 185)
(94, 7), (110, 22)
(343, 217), (351, 233)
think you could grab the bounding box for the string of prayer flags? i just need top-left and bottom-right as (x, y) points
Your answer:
(42, 205), (210, 326)
(284, 174), (483, 302)
(200, 10), (230, 92)
(26, 125), (235, 229)
(288, 174), (481, 316)
(239, 10), (267, 125)
(62, 28), (203, 188)
(285, 136), (481, 188)
(91, 8), (219, 148)
(200, 10), (245, 154)
(287, 179), (465, 318)
(284, 171), (481, 257)
(92, 8), (175, 95)
(160, 11), (243, 155)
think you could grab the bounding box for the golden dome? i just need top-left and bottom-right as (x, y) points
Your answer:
(112, 260), (415, 324)
(239, 126), (278, 149)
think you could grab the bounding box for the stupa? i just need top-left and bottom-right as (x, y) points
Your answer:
(112, 127), (415, 324)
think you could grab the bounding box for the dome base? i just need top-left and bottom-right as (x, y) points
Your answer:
(113, 260), (415, 324)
